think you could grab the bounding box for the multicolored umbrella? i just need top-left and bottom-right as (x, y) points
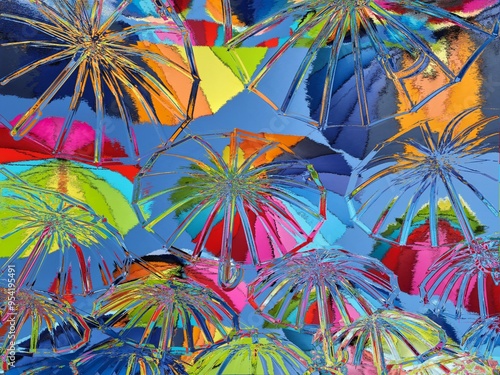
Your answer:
(0, 169), (130, 297)
(0, 0), (201, 163)
(0, 288), (90, 358)
(462, 314), (500, 359)
(2, 159), (138, 235)
(188, 331), (311, 375)
(420, 237), (500, 318)
(133, 129), (327, 288)
(346, 107), (498, 247)
(388, 345), (497, 375)
(249, 248), (399, 366)
(331, 309), (447, 375)
(71, 338), (188, 375)
(225, 0), (498, 127)
(93, 277), (239, 354)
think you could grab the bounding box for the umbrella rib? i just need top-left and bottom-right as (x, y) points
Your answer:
(350, 9), (370, 126)
(250, 5), (334, 92)
(259, 186), (319, 220)
(101, 54), (161, 126)
(97, 0), (132, 35)
(281, 7), (344, 115)
(54, 59), (90, 154)
(10, 51), (89, 139)
(398, 178), (431, 245)
(0, 14), (75, 43)
(100, 66), (139, 158)
(114, 53), (186, 119)
(234, 196), (259, 265)
(192, 198), (224, 257)
(237, 142), (279, 175)
(0, 47), (77, 85)
(106, 43), (193, 76)
(369, 5), (455, 80)
(318, 13), (349, 129)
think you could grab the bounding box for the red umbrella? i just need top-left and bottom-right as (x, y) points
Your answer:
(0, 121), (140, 181)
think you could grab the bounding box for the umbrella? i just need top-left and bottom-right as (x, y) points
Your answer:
(331, 309), (448, 375)
(188, 331), (311, 375)
(225, 0), (498, 127)
(346, 107), (499, 247)
(92, 277), (239, 354)
(71, 338), (188, 375)
(113, 250), (248, 313)
(249, 248), (399, 366)
(3, 159), (138, 235)
(420, 237), (500, 318)
(462, 314), (500, 359)
(388, 345), (497, 374)
(0, 0), (201, 164)
(0, 169), (130, 297)
(0, 288), (90, 358)
(133, 129), (327, 288)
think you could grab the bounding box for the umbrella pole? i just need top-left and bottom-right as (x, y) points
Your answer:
(316, 283), (337, 367)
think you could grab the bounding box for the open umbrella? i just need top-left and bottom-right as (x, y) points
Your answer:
(93, 277), (239, 354)
(3, 159), (138, 235)
(188, 331), (311, 375)
(71, 338), (188, 375)
(0, 169), (130, 297)
(346, 107), (499, 247)
(113, 250), (248, 313)
(133, 129), (327, 288)
(331, 309), (448, 375)
(225, 0), (498, 127)
(0, 288), (90, 359)
(0, 0), (201, 164)
(388, 345), (497, 375)
(420, 237), (500, 318)
(462, 314), (500, 359)
(249, 248), (399, 366)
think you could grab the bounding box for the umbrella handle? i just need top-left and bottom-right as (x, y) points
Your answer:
(218, 262), (244, 291)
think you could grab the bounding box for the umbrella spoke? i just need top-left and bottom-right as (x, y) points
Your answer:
(281, 9), (343, 114)
(0, 13), (75, 42)
(318, 13), (349, 129)
(350, 10), (370, 125)
(11, 51), (88, 139)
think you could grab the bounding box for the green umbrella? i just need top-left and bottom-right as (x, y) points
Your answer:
(2, 159), (138, 235)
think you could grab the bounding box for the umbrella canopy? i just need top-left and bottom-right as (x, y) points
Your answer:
(388, 346), (497, 375)
(225, 0), (498, 127)
(331, 309), (447, 375)
(346, 108), (499, 247)
(3, 159), (137, 235)
(133, 129), (327, 288)
(420, 237), (500, 318)
(93, 277), (239, 354)
(462, 314), (500, 359)
(249, 248), (399, 329)
(71, 338), (188, 375)
(0, 0), (201, 164)
(249, 248), (399, 366)
(113, 250), (248, 313)
(0, 288), (90, 358)
(188, 331), (311, 375)
(0, 170), (130, 297)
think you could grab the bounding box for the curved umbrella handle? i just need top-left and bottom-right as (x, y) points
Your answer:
(218, 261), (244, 290)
